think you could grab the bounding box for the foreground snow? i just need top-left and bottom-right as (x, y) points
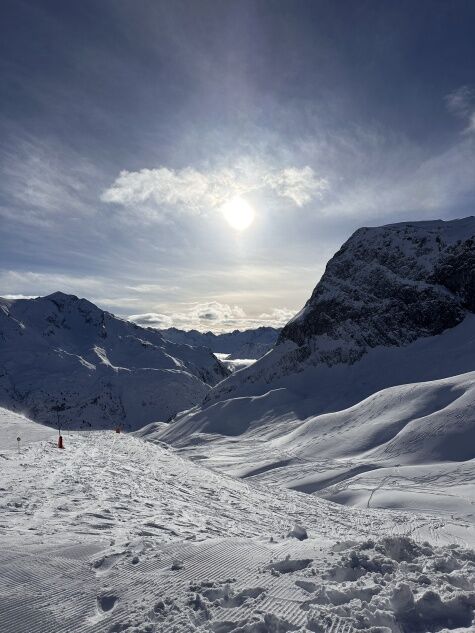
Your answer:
(1, 409), (474, 632)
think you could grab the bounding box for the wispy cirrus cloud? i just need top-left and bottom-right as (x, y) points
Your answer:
(1, 138), (98, 224)
(101, 160), (328, 216)
(262, 166), (326, 206)
(446, 85), (475, 134)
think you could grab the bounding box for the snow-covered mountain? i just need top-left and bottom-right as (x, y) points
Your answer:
(199, 216), (475, 407)
(2, 217), (475, 633)
(159, 326), (280, 360)
(155, 365), (475, 523)
(0, 292), (229, 430)
(281, 216), (475, 361)
(152, 217), (475, 520)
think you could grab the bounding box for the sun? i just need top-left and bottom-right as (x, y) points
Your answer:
(222, 196), (255, 231)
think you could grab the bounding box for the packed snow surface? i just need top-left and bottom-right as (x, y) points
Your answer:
(1, 408), (474, 633)
(152, 369), (475, 530)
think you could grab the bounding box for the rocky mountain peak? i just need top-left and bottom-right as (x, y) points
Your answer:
(279, 217), (475, 365)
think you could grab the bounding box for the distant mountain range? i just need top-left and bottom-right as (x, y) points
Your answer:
(158, 326), (280, 360)
(0, 292), (229, 430)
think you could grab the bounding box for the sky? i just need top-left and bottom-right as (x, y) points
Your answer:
(1, 0), (475, 332)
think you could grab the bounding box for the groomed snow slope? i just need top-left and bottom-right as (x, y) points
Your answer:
(0, 407), (56, 447)
(1, 408), (474, 633)
(0, 292), (229, 430)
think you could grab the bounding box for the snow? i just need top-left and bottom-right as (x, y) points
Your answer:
(159, 327), (280, 360)
(1, 407), (474, 632)
(1, 219), (475, 631)
(147, 330), (475, 539)
(0, 407), (56, 448)
(0, 292), (229, 430)
(210, 216), (475, 404)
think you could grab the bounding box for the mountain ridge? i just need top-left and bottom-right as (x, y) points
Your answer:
(158, 325), (280, 360)
(0, 292), (229, 430)
(203, 215), (475, 406)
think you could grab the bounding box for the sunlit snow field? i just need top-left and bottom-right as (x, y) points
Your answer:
(1, 408), (474, 633)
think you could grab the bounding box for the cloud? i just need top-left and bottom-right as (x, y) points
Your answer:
(101, 161), (328, 217)
(258, 307), (295, 325)
(264, 166), (328, 206)
(446, 85), (475, 134)
(128, 302), (294, 332)
(1, 138), (98, 225)
(1, 294), (39, 300)
(188, 301), (246, 322)
(127, 312), (174, 328)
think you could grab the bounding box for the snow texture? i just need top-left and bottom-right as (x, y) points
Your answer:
(1, 409), (474, 633)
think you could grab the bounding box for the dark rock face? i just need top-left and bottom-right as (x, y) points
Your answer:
(279, 218), (475, 366)
(432, 238), (475, 312)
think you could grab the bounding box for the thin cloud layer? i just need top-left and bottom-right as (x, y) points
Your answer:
(263, 166), (327, 206)
(446, 85), (475, 134)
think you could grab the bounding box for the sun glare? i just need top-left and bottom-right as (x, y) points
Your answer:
(222, 196), (255, 231)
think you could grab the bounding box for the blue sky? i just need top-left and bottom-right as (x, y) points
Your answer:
(2, 0), (475, 330)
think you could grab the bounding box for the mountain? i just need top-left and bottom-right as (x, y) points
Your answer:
(158, 326), (280, 359)
(152, 367), (475, 523)
(195, 216), (475, 409)
(0, 292), (229, 430)
(280, 216), (475, 362)
(152, 217), (475, 518)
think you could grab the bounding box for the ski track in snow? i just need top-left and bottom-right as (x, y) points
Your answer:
(1, 410), (474, 633)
